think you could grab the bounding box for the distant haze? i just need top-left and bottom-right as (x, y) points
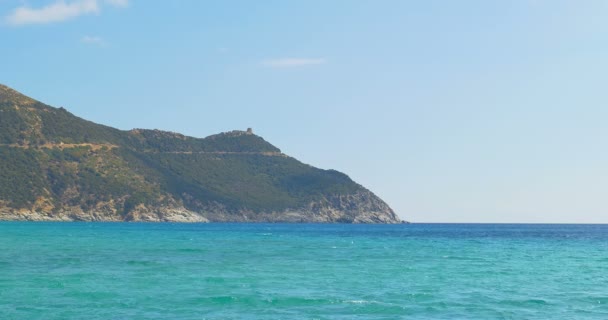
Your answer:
(2, 0), (608, 223)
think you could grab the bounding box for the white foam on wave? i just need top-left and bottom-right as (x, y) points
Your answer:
(345, 300), (377, 304)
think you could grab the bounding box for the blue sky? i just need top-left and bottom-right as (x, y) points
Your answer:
(2, 0), (608, 222)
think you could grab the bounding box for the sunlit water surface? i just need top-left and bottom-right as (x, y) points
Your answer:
(1, 223), (607, 319)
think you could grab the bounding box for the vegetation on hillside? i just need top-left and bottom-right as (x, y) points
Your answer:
(0, 85), (370, 219)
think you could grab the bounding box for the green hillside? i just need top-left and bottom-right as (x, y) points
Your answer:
(0, 84), (400, 223)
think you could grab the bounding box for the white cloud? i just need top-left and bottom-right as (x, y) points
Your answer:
(81, 35), (105, 46)
(4, 0), (129, 26)
(104, 0), (128, 8)
(6, 0), (99, 26)
(262, 58), (327, 68)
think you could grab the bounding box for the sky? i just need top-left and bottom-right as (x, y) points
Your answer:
(2, 0), (608, 223)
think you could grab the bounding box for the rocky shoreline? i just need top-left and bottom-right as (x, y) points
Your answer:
(0, 191), (402, 223)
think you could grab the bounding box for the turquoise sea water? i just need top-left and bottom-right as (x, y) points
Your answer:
(1, 223), (607, 319)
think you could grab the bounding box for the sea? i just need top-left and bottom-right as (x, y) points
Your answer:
(1, 223), (607, 319)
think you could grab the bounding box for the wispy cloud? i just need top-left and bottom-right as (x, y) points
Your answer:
(81, 35), (105, 46)
(4, 0), (128, 26)
(262, 58), (327, 68)
(104, 0), (129, 8)
(5, 0), (99, 26)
